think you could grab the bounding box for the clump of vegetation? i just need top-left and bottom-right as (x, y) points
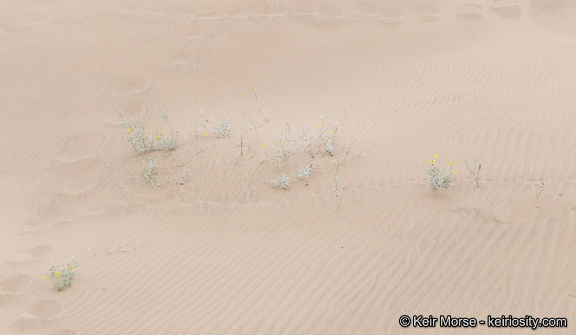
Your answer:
(271, 173), (290, 189)
(43, 257), (77, 292)
(141, 155), (162, 187)
(427, 154), (457, 190)
(116, 105), (179, 154)
(464, 157), (481, 187)
(300, 113), (346, 158)
(297, 164), (313, 184)
(270, 125), (299, 165)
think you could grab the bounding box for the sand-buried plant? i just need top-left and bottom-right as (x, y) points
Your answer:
(533, 179), (545, 208)
(43, 257), (77, 292)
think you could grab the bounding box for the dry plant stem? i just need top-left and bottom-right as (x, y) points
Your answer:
(533, 180), (545, 208)
(464, 158), (481, 187)
(122, 148), (137, 179)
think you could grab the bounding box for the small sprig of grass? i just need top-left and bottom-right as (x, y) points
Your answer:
(464, 157), (481, 187)
(427, 154), (457, 190)
(532, 179), (545, 208)
(43, 257), (77, 292)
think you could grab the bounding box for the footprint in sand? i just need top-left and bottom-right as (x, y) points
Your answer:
(26, 299), (62, 319)
(357, 2), (378, 15)
(55, 157), (104, 194)
(377, 8), (403, 28)
(11, 315), (48, 334)
(294, 2), (318, 15)
(381, 8), (403, 20)
(455, 4), (483, 21)
(417, 6), (440, 23)
(530, 0), (571, 25)
(493, 0), (522, 20)
(317, 3), (344, 19)
(531, 0), (568, 8)
(49, 330), (77, 335)
(115, 78), (153, 98)
(6, 246), (52, 263)
(0, 275), (30, 295)
(57, 131), (107, 163)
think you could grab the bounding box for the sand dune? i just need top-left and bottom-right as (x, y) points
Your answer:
(2, 0), (576, 334)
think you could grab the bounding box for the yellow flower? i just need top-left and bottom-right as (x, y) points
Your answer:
(57, 272), (61, 277)
(73, 265), (76, 270)
(453, 170), (457, 174)
(154, 121), (157, 124)
(430, 160), (435, 164)
(434, 154), (439, 158)
(42, 274), (46, 280)
(158, 131), (162, 135)
(262, 145), (266, 148)
(450, 162), (454, 166)
(111, 118), (114, 121)
(127, 128), (132, 133)
(329, 130), (333, 134)
(204, 132), (208, 136)
(155, 136), (159, 140)
(453, 159), (456, 162)
(120, 128), (123, 131)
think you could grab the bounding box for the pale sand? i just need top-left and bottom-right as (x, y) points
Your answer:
(1, 0), (576, 334)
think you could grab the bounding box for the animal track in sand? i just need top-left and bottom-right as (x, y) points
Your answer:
(493, 0), (522, 20)
(26, 299), (62, 319)
(456, 4), (483, 21)
(6, 246), (52, 263)
(0, 275), (30, 295)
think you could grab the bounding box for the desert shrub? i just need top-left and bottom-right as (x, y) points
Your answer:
(116, 105), (179, 154)
(43, 257), (77, 292)
(427, 155), (457, 190)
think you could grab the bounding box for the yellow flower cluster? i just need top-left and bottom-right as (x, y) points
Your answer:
(430, 154), (457, 173)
